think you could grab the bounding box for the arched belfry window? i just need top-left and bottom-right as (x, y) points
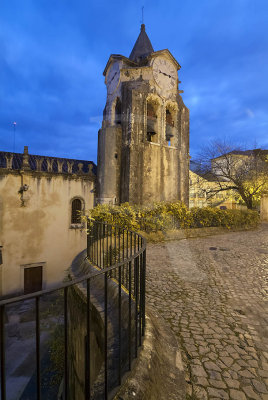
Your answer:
(166, 108), (175, 146)
(115, 98), (122, 125)
(71, 198), (82, 224)
(147, 102), (158, 143)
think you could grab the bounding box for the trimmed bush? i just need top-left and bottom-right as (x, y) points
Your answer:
(189, 207), (259, 229)
(85, 202), (259, 233)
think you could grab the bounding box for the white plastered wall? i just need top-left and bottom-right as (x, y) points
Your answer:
(0, 171), (94, 297)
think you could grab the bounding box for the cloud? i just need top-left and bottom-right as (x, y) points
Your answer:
(0, 0), (268, 163)
(246, 108), (255, 118)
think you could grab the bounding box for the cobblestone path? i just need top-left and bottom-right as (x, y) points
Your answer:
(146, 225), (268, 400)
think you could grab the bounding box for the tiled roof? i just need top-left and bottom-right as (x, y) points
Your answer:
(0, 151), (97, 175)
(190, 169), (219, 182)
(237, 149), (268, 156)
(216, 149), (268, 158)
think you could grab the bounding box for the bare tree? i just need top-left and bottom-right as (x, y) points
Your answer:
(194, 141), (268, 209)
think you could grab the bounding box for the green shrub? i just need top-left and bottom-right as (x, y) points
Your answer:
(190, 207), (259, 229)
(84, 202), (259, 233)
(88, 203), (139, 231)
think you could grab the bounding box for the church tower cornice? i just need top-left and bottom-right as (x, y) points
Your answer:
(103, 55), (137, 76)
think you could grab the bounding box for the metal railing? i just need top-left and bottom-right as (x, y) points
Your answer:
(0, 219), (146, 400)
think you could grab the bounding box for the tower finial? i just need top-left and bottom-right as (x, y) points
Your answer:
(141, 6), (144, 25)
(129, 12), (154, 62)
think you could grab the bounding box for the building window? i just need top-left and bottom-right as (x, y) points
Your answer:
(166, 109), (174, 126)
(166, 108), (175, 146)
(71, 198), (82, 224)
(147, 102), (158, 143)
(24, 265), (43, 294)
(114, 98), (122, 125)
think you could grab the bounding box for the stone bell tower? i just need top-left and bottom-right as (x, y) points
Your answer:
(97, 24), (189, 206)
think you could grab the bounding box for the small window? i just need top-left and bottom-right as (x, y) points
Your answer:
(71, 198), (82, 223)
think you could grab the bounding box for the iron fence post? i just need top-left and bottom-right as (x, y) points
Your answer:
(118, 265), (122, 385)
(64, 287), (69, 400)
(128, 260), (132, 370)
(0, 305), (6, 400)
(85, 278), (91, 400)
(36, 297), (41, 400)
(142, 249), (146, 336)
(104, 272), (108, 400)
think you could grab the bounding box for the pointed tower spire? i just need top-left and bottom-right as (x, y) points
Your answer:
(129, 24), (154, 63)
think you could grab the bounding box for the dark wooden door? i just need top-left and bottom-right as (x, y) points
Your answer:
(24, 266), (43, 294)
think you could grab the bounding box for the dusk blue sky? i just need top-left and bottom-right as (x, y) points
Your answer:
(1, 0), (267, 163)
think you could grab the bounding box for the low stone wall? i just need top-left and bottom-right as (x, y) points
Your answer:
(68, 251), (186, 400)
(69, 250), (137, 399)
(114, 309), (185, 400)
(68, 284), (104, 399)
(165, 225), (258, 241)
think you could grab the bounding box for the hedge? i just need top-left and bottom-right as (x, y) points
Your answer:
(84, 202), (259, 233)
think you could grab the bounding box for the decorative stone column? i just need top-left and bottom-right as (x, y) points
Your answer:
(77, 163), (84, 174)
(36, 157), (44, 172)
(22, 146), (31, 171)
(57, 160), (64, 173)
(46, 158), (54, 172)
(67, 161), (74, 174)
(5, 154), (13, 169)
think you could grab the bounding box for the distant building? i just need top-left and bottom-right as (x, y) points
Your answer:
(97, 24), (190, 206)
(0, 146), (95, 298)
(211, 149), (268, 180)
(189, 170), (245, 210)
(190, 149), (268, 209)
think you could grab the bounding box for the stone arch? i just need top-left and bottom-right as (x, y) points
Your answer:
(146, 95), (161, 143)
(114, 97), (122, 125)
(70, 196), (85, 225)
(165, 102), (178, 146)
(111, 97), (122, 126)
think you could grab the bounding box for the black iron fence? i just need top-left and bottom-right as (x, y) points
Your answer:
(0, 219), (146, 400)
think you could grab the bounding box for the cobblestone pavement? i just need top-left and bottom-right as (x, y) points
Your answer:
(146, 225), (268, 400)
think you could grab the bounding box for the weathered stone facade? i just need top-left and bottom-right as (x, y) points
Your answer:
(0, 147), (96, 297)
(97, 24), (190, 206)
